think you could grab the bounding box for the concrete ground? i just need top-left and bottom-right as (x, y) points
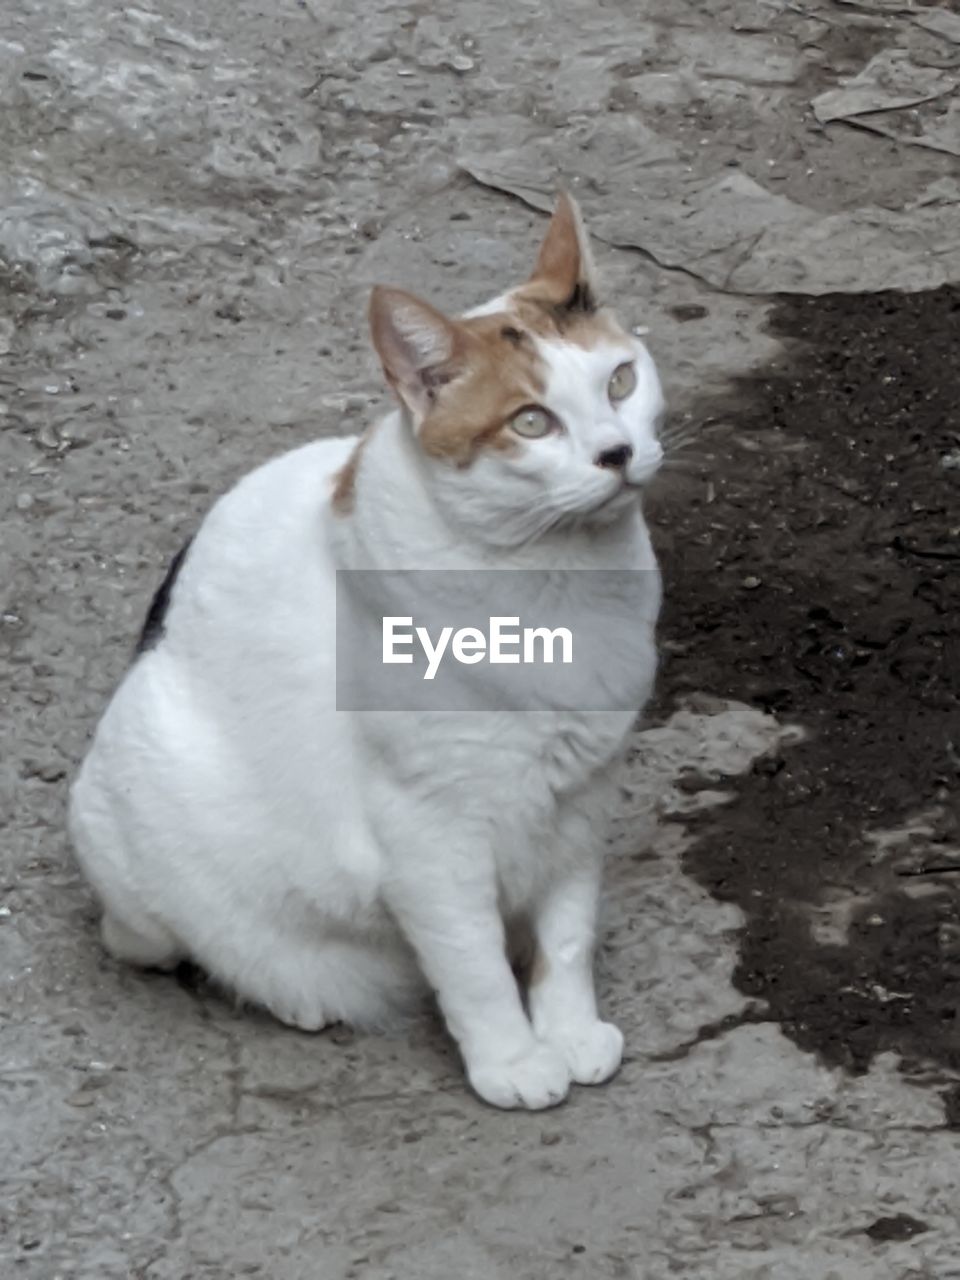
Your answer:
(2, 1), (959, 1277)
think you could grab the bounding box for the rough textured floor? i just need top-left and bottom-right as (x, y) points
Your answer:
(2, 2), (959, 1277)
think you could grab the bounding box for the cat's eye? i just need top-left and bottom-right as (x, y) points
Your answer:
(509, 406), (555, 439)
(608, 362), (637, 403)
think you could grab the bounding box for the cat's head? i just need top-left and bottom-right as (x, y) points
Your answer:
(369, 194), (665, 545)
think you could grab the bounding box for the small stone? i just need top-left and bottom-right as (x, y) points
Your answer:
(36, 422), (64, 451)
(16, 493), (34, 510)
(448, 53), (474, 72)
(742, 575), (762, 589)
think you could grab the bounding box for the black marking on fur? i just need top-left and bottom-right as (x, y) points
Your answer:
(564, 281), (597, 315)
(135, 537), (193, 655)
(545, 281), (599, 330)
(501, 325), (524, 345)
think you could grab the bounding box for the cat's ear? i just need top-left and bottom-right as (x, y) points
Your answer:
(525, 191), (599, 312)
(369, 286), (464, 418)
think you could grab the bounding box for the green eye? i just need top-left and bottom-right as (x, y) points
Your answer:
(608, 362), (637, 403)
(509, 406), (555, 438)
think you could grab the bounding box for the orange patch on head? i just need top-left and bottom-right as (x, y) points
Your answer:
(416, 313), (548, 465)
(414, 300), (629, 464)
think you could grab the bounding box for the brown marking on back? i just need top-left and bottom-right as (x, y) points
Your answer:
(330, 432), (370, 516)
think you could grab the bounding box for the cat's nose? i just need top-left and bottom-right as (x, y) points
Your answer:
(594, 443), (634, 472)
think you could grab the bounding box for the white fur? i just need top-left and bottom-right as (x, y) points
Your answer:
(69, 307), (663, 1110)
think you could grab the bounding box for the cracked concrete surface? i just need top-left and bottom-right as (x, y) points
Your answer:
(2, 1), (959, 1277)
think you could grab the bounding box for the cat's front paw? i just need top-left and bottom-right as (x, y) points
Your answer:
(467, 1042), (571, 1111)
(541, 1020), (624, 1086)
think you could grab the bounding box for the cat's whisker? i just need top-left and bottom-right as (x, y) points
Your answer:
(659, 417), (721, 450)
(503, 497), (570, 547)
(661, 436), (705, 456)
(660, 463), (706, 478)
(660, 426), (706, 449)
(661, 439), (702, 458)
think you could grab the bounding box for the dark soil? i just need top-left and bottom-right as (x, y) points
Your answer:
(651, 286), (960, 1077)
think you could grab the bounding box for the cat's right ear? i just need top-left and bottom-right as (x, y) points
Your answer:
(524, 191), (599, 312)
(369, 286), (464, 419)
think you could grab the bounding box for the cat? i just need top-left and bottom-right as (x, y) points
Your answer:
(68, 194), (665, 1110)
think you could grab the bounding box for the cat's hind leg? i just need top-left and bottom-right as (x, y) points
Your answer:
(217, 932), (424, 1034)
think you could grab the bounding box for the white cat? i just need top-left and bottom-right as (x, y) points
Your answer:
(68, 195), (665, 1110)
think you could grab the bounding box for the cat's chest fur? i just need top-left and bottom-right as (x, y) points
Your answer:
(359, 708), (638, 908)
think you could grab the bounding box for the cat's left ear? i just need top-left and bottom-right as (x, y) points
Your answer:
(524, 191), (600, 312)
(369, 286), (465, 419)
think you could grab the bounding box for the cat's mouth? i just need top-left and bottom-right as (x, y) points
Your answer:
(581, 480), (641, 518)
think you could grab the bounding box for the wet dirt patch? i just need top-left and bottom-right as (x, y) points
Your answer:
(651, 285), (960, 1076)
